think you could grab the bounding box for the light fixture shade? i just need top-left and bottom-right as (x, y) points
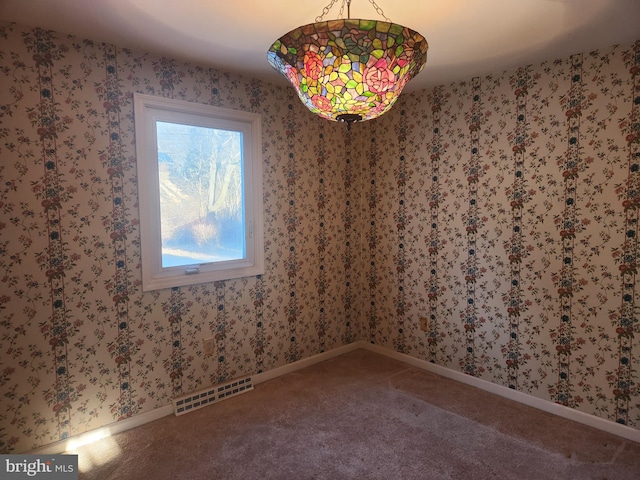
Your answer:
(267, 19), (428, 123)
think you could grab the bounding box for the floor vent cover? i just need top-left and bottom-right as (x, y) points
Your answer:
(173, 375), (253, 416)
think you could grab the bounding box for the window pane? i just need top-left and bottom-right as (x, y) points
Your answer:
(156, 121), (245, 268)
(135, 93), (263, 290)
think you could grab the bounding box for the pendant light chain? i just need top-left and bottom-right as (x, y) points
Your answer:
(315, 0), (347, 22)
(315, 0), (391, 23)
(368, 0), (392, 23)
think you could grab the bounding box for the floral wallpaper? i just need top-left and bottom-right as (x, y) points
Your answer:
(0, 19), (638, 454)
(0, 22), (355, 453)
(366, 40), (640, 429)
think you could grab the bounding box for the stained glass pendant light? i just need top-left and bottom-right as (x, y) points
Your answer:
(267, 0), (428, 128)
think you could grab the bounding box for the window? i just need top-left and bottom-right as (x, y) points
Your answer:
(134, 93), (264, 291)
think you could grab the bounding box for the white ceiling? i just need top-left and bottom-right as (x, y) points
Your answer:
(1, 0), (639, 93)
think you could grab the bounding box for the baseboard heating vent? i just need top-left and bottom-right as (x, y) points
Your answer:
(173, 375), (253, 416)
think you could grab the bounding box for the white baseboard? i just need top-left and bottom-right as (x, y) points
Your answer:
(28, 342), (362, 454)
(28, 404), (174, 455)
(360, 342), (640, 444)
(253, 342), (362, 384)
(30, 340), (638, 454)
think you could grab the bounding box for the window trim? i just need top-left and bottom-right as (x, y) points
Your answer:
(133, 93), (264, 291)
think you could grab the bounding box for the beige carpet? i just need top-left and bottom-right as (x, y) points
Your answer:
(72, 349), (640, 479)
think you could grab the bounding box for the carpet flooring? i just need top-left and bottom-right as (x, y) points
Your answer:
(72, 349), (640, 479)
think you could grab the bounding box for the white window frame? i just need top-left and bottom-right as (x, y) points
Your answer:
(133, 93), (264, 291)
